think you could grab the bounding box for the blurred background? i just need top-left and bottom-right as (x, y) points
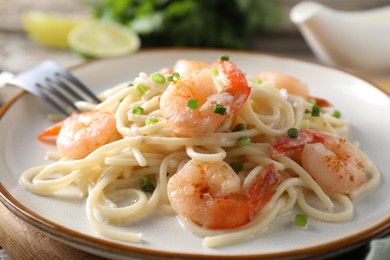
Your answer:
(1, 0), (390, 73)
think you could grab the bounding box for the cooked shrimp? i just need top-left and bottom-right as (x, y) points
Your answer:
(160, 59), (251, 136)
(271, 129), (366, 194)
(167, 160), (280, 229)
(38, 111), (121, 159)
(173, 59), (212, 76)
(256, 71), (309, 97)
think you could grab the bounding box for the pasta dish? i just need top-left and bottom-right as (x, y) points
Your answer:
(20, 56), (380, 247)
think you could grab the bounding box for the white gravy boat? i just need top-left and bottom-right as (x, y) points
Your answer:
(290, 1), (390, 75)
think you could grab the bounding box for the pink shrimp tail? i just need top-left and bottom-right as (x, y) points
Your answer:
(218, 60), (251, 112)
(271, 129), (326, 158)
(37, 121), (64, 144)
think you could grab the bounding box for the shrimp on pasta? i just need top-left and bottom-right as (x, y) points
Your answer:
(271, 129), (366, 194)
(38, 110), (121, 159)
(167, 160), (280, 229)
(160, 58), (251, 136)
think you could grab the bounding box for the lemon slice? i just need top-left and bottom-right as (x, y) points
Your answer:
(68, 21), (141, 58)
(22, 11), (87, 48)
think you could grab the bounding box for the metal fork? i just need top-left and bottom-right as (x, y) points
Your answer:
(0, 60), (100, 116)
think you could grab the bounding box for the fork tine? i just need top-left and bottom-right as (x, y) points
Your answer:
(52, 63), (101, 103)
(38, 80), (81, 114)
(50, 76), (85, 101)
(11, 60), (100, 116)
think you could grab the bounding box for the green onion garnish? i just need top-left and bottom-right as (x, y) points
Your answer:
(187, 98), (199, 110)
(229, 162), (243, 173)
(132, 106), (144, 115)
(237, 136), (251, 147)
(213, 104), (227, 115)
(287, 128), (299, 138)
(167, 72), (180, 82)
(311, 105), (321, 117)
(294, 213), (308, 228)
(332, 110), (342, 118)
(220, 55), (230, 61)
(255, 79), (263, 85)
(145, 118), (158, 125)
(299, 119), (310, 129)
(151, 73), (166, 84)
(232, 123), (246, 132)
(127, 82), (134, 87)
(136, 84), (147, 96)
(211, 67), (219, 76)
(139, 176), (155, 193)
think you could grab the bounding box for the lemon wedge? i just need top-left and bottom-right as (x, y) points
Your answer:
(68, 21), (141, 58)
(22, 11), (87, 48)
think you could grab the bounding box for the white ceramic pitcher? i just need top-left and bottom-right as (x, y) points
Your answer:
(290, 1), (390, 75)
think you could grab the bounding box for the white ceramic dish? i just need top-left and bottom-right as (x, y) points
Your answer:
(1, 49), (390, 259)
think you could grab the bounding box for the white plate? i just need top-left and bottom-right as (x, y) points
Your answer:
(1, 49), (390, 259)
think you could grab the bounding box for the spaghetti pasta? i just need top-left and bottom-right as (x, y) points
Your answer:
(19, 57), (380, 247)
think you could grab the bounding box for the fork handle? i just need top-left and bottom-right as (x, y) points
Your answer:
(0, 70), (16, 88)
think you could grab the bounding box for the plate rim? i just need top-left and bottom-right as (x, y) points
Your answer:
(1, 48), (389, 259)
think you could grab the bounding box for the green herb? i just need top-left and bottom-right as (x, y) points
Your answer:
(211, 67), (219, 76)
(132, 106), (144, 115)
(311, 105), (321, 117)
(232, 123), (246, 132)
(287, 128), (299, 138)
(332, 110), (342, 118)
(213, 104), (226, 115)
(220, 55), (230, 61)
(237, 136), (251, 147)
(229, 162), (243, 173)
(167, 72), (180, 82)
(86, 1), (282, 49)
(145, 118), (158, 125)
(127, 82), (134, 87)
(255, 79), (263, 85)
(136, 84), (147, 96)
(151, 73), (166, 84)
(186, 98), (199, 110)
(294, 213), (308, 228)
(139, 176), (155, 192)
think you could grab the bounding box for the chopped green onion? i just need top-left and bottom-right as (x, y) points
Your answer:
(294, 213), (308, 228)
(145, 118), (158, 125)
(232, 123), (246, 132)
(311, 105), (321, 117)
(332, 110), (342, 118)
(139, 176), (155, 192)
(127, 82), (134, 87)
(211, 67), (219, 76)
(304, 109), (311, 114)
(167, 72), (180, 82)
(132, 106), (144, 115)
(213, 104), (227, 115)
(186, 98), (199, 110)
(299, 119), (310, 129)
(220, 55), (230, 61)
(255, 79), (263, 85)
(151, 73), (166, 84)
(229, 162), (243, 173)
(307, 98), (316, 105)
(136, 84), (147, 96)
(237, 136), (251, 147)
(287, 128), (299, 138)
